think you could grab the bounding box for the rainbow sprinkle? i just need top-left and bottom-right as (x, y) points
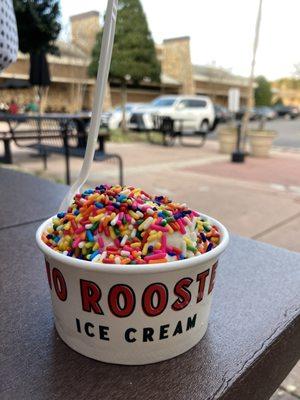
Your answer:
(42, 185), (221, 265)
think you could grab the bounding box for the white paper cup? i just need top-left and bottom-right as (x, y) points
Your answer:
(36, 213), (229, 365)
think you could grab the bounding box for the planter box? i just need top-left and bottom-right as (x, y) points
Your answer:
(247, 130), (277, 158)
(217, 127), (237, 154)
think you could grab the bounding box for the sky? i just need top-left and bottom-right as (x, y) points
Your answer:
(60, 0), (300, 80)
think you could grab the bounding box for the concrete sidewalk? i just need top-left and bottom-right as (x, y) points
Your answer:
(6, 139), (300, 252)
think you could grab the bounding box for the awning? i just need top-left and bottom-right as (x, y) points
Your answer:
(0, 78), (31, 89)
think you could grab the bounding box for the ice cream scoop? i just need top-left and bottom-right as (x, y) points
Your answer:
(42, 185), (220, 265)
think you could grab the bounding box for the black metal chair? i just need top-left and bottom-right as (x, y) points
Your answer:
(149, 116), (177, 146)
(150, 115), (207, 147)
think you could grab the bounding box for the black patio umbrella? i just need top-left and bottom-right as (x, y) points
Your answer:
(29, 51), (51, 86)
(29, 51), (51, 113)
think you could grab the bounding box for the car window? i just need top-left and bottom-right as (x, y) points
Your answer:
(114, 105), (135, 112)
(185, 99), (207, 108)
(125, 105), (134, 111)
(177, 100), (189, 108)
(152, 98), (176, 107)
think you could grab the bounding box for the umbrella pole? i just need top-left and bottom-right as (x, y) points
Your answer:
(40, 86), (49, 114)
(34, 85), (42, 144)
(34, 85), (42, 115)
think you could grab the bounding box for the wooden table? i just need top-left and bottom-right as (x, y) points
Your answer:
(1, 168), (299, 400)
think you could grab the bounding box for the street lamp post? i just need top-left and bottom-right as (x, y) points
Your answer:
(241, 0), (263, 149)
(231, 0), (263, 163)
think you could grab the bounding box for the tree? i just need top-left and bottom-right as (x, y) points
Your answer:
(14, 0), (61, 55)
(13, 0), (61, 111)
(89, 0), (161, 130)
(255, 75), (272, 106)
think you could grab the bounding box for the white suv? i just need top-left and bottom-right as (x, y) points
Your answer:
(128, 95), (215, 132)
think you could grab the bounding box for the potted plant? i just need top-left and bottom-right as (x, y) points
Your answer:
(247, 129), (277, 157)
(217, 125), (237, 154)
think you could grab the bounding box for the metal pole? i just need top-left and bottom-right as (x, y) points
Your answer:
(3, 138), (13, 164)
(231, 122), (245, 163)
(62, 123), (71, 185)
(241, 0), (263, 149)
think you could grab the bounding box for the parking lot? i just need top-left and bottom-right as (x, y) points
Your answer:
(263, 118), (300, 148)
(210, 118), (300, 149)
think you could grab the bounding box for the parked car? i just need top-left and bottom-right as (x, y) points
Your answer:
(273, 105), (299, 119)
(108, 103), (145, 130)
(255, 106), (277, 120)
(100, 111), (112, 128)
(235, 107), (257, 121)
(128, 95), (215, 133)
(214, 105), (232, 123)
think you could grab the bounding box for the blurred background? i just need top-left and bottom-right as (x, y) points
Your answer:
(0, 1), (299, 397)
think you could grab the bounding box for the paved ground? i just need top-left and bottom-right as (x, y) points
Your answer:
(5, 139), (300, 251)
(269, 118), (300, 148)
(209, 118), (300, 149)
(271, 362), (300, 400)
(1, 134), (299, 399)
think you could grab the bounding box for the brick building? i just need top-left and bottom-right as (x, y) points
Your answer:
(272, 79), (300, 107)
(0, 11), (250, 112)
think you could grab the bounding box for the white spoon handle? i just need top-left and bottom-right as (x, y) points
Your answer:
(59, 0), (118, 212)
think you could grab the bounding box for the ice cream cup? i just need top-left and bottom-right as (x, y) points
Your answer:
(36, 213), (229, 365)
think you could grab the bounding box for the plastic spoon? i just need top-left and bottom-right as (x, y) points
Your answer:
(59, 0), (118, 212)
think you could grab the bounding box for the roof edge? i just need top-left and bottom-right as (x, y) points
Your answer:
(163, 36), (190, 43)
(70, 11), (99, 21)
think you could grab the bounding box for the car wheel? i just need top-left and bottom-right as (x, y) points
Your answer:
(211, 118), (219, 131)
(200, 120), (209, 133)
